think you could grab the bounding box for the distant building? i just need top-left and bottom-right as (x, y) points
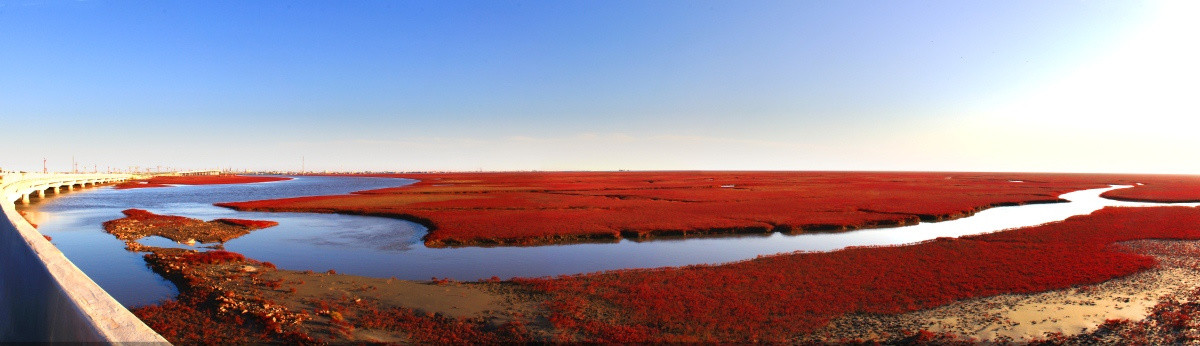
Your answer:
(177, 170), (222, 176)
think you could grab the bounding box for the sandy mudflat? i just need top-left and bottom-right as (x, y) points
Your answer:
(916, 267), (1193, 340)
(258, 270), (515, 319)
(137, 245), (545, 343)
(804, 239), (1200, 342)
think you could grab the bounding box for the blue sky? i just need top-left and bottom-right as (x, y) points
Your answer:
(2, 1), (1196, 173)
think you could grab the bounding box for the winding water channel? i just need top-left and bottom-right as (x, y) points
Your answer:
(19, 176), (1200, 307)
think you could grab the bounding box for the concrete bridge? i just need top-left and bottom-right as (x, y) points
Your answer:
(3, 173), (129, 206)
(0, 173), (168, 342)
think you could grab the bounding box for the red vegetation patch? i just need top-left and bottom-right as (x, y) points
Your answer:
(107, 209), (201, 230)
(215, 218), (280, 229)
(178, 250), (246, 264)
(216, 171), (1189, 247)
(103, 209), (278, 243)
(513, 206), (1200, 342)
(1101, 175), (1200, 203)
(137, 248), (316, 343)
(132, 299), (274, 343)
(115, 175), (291, 189)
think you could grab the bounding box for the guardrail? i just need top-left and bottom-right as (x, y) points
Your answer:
(0, 173), (168, 342)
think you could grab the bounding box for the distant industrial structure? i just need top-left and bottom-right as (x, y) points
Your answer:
(176, 170), (223, 176)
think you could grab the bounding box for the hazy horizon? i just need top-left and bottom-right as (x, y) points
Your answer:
(3, 1), (1197, 174)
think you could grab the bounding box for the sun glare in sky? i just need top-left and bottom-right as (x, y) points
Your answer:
(957, 0), (1200, 173)
(0, 1), (1195, 173)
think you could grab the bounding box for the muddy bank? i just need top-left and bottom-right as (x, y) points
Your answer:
(105, 209), (545, 343)
(133, 246), (543, 343)
(104, 209), (278, 244)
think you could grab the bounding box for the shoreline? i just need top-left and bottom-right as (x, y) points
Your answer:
(109, 204), (1200, 342)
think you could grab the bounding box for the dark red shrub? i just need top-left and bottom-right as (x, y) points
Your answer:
(179, 250), (246, 264)
(215, 218), (280, 229)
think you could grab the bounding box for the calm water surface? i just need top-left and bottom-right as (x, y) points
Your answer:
(21, 176), (1199, 307)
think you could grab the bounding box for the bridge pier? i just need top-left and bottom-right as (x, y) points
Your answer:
(37, 190), (45, 198)
(21, 194), (30, 205)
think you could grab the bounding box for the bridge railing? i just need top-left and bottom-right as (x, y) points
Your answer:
(2, 173), (126, 203)
(0, 173), (167, 342)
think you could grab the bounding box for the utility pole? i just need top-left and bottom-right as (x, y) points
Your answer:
(43, 158), (47, 174)
(72, 156), (77, 174)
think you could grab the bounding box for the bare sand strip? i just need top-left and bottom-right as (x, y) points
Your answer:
(805, 239), (1200, 342)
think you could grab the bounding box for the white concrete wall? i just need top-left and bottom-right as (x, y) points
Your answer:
(0, 173), (167, 343)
